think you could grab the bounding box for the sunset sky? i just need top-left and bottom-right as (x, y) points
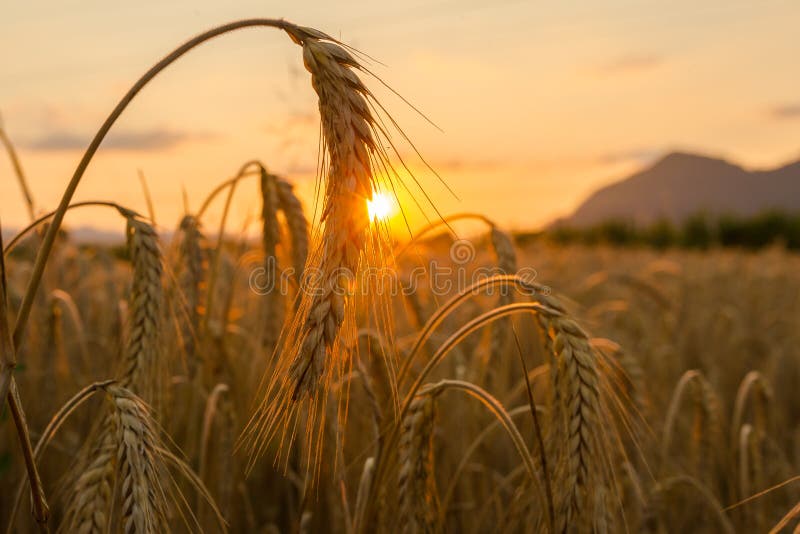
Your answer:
(2, 1), (799, 236)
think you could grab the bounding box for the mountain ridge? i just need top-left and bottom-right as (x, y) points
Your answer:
(556, 151), (800, 227)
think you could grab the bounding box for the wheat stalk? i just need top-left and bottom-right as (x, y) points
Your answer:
(0, 117), (36, 221)
(692, 374), (722, 484)
(732, 370), (771, 443)
(198, 383), (237, 519)
(648, 476), (735, 534)
(661, 369), (722, 485)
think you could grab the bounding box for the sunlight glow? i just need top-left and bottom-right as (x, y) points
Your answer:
(367, 192), (396, 222)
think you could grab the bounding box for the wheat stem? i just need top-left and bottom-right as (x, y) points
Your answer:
(6, 381), (115, 534)
(0, 122), (36, 221)
(12, 18), (292, 354)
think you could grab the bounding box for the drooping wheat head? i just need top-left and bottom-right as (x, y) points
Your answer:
(244, 26), (395, 472)
(284, 29), (375, 398)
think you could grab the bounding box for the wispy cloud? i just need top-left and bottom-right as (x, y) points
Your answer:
(596, 54), (664, 76)
(769, 103), (800, 120)
(433, 158), (505, 173)
(24, 127), (214, 151)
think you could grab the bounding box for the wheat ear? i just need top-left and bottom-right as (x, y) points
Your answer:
(545, 314), (603, 532)
(398, 392), (438, 534)
(65, 421), (117, 533)
(121, 216), (164, 405)
(259, 167), (283, 350)
(107, 385), (168, 534)
(65, 216), (163, 534)
(276, 177), (309, 286)
(176, 214), (206, 378)
(283, 27), (376, 398)
(489, 226), (517, 363)
(67, 385), (167, 533)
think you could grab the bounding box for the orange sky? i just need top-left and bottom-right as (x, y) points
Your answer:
(2, 1), (800, 236)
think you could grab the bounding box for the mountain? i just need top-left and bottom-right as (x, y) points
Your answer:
(558, 152), (800, 227)
(2, 226), (125, 247)
(68, 226), (126, 244)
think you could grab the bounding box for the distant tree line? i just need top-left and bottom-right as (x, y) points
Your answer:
(543, 211), (800, 250)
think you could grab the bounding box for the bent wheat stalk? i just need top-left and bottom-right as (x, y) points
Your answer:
(12, 17), (296, 354)
(0, 229), (49, 528)
(398, 274), (556, 384)
(6, 380), (115, 533)
(365, 302), (559, 531)
(3, 201), (139, 256)
(394, 212), (495, 259)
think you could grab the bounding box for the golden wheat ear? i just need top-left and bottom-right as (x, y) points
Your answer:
(174, 214), (206, 379)
(242, 26), (407, 476)
(283, 32), (377, 399)
(120, 215), (165, 406)
(275, 177), (309, 293)
(398, 391), (438, 534)
(259, 168), (284, 351)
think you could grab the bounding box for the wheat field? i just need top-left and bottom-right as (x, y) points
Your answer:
(2, 18), (800, 533)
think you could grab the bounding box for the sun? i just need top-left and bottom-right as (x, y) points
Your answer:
(367, 192), (396, 221)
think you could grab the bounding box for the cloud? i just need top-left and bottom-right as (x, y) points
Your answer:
(770, 104), (800, 120)
(433, 158), (505, 172)
(596, 54), (664, 75)
(285, 161), (317, 175)
(25, 128), (214, 151)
